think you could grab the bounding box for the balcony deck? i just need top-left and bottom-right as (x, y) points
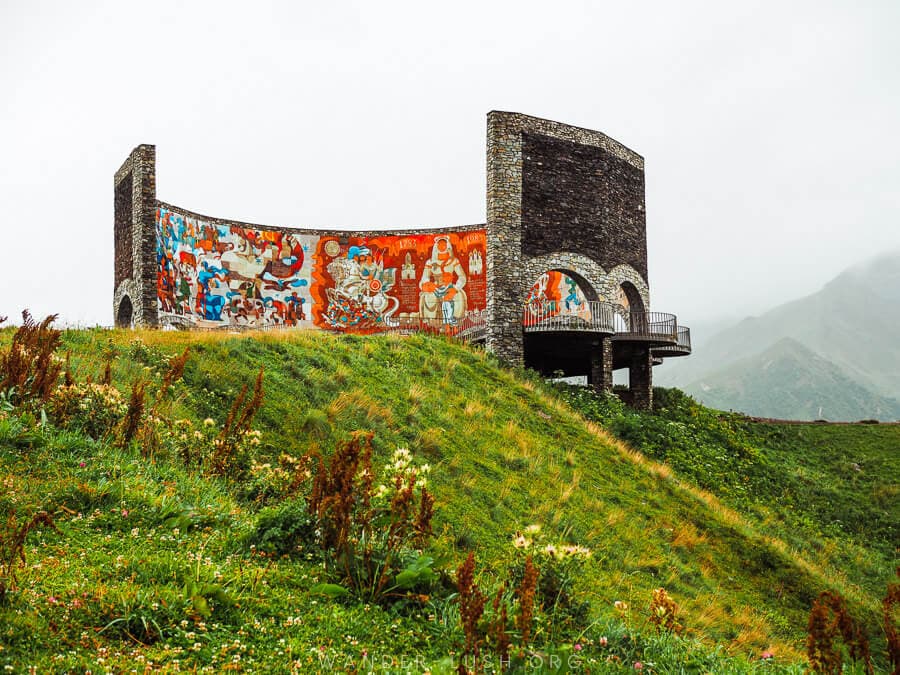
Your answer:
(652, 326), (692, 357)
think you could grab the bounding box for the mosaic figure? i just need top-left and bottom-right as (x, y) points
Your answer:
(419, 236), (467, 325)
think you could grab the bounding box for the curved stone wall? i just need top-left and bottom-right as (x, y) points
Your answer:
(114, 111), (675, 412)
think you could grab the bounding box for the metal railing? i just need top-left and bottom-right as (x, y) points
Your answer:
(159, 303), (682, 350)
(651, 325), (691, 356)
(611, 310), (677, 342)
(381, 313), (488, 342)
(522, 300), (616, 333)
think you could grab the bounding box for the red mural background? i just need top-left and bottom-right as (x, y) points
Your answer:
(311, 230), (487, 332)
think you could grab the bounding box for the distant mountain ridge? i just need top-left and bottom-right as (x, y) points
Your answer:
(657, 251), (900, 421)
(684, 337), (900, 421)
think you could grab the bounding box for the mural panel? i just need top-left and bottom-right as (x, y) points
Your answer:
(310, 231), (487, 333)
(156, 207), (317, 328)
(156, 206), (488, 332)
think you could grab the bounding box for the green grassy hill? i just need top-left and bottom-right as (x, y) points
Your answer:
(1, 327), (896, 672)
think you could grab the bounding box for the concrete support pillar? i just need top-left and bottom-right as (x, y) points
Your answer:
(629, 348), (653, 410)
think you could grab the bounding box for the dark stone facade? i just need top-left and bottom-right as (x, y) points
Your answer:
(114, 173), (133, 289)
(521, 132), (647, 281)
(485, 111), (656, 407)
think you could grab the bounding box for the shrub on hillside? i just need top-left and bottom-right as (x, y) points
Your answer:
(807, 590), (872, 674)
(249, 499), (316, 556)
(649, 587), (682, 635)
(1, 510), (60, 603)
(49, 382), (127, 439)
(306, 434), (437, 603)
(0, 311), (63, 411)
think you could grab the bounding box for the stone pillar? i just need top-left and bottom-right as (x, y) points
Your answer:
(485, 112), (525, 366)
(589, 338), (614, 394)
(113, 145), (157, 327)
(601, 337), (614, 393)
(629, 348), (653, 410)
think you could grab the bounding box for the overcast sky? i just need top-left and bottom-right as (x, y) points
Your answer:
(2, 0), (898, 328)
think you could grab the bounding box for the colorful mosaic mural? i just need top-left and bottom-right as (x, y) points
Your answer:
(156, 207), (317, 328)
(155, 206), (487, 331)
(524, 271), (593, 321)
(310, 231), (487, 332)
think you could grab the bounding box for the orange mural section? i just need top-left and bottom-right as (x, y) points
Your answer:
(523, 271), (593, 325)
(311, 231), (487, 333)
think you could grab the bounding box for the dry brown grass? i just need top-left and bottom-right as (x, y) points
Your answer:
(606, 508), (625, 527)
(671, 521), (708, 550)
(560, 470), (580, 503)
(333, 365), (352, 386)
(327, 389), (394, 425)
(463, 400), (485, 418)
(408, 382), (427, 405)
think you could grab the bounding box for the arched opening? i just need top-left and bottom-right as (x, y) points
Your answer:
(611, 281), (654, 408)
(116, 295), (133, 328)
(523, 269), (597, 326)
(522, 270), (608, 382)
(617, 280), (645, 314)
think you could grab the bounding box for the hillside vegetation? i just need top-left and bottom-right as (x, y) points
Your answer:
(0, 323), (897, 672)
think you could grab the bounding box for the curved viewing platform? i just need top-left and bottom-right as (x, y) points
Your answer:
(652, 325), (692, 357)
(523, 300), (617, 334)
(611, 311), (678, 346)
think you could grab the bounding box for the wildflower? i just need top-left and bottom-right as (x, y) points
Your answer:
(78, 462), (86, 468)
(48, 596), (57, 604)
(121, 509), (129, 518)
(599, 636), (608, 647)
(634, 662), (643, 670)
(761, 651), (774, 660)
(574, 643), (583, 652)
(513, 534), (531, 549)
(614, 600), (629, 612)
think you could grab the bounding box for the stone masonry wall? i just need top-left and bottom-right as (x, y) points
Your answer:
(522, 133), (647, 280)
(485, 111), (649, 366)
(113, 145), (156, 327)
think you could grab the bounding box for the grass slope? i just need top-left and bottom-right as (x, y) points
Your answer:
(558, 385), (898, 601)
(0, 328), (894, 672)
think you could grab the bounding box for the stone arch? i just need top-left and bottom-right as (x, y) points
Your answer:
(116, 295), (133, 328)
(113, 279), (140, 327)
(599, 264), (650, 313)
(519, 252), (608, 303)
(620, 281), (645, 313)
